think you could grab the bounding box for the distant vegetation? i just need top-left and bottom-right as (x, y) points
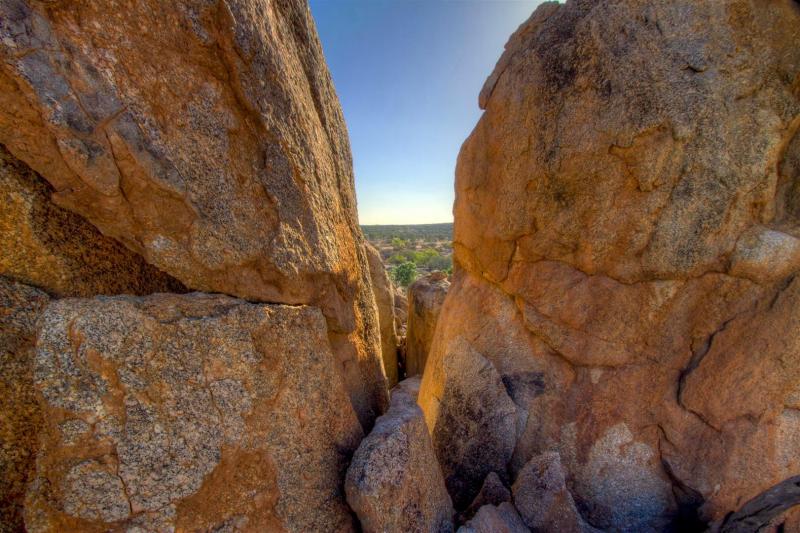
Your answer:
(362, 223), (453, 283)
(361, 223), (452, 242)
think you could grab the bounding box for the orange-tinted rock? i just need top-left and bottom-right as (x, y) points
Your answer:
(420, 1), (800, 530)
(406, 273), (449, 376)
(366, 243), (398, 387)
(26, 293), (363, 532)
(0, 0), (387, 427)
(0, 276), (49, 533)
(0, 144), (184, 297)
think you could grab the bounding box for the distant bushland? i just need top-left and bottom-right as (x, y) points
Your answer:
(361, 223), (453, 243)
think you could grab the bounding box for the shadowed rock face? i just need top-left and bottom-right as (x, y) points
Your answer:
(0, 0), (388, 427)
(420, 0), (800, 530)
(406, 273), (450, 377)
(26, 293), (363, 532)
(0, 276), (49, 533)
(365, 243), (399, 387)
(1, 145), (185, 297)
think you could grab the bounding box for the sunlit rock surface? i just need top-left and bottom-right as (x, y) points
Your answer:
(420, 0), (800, 530)
(0, 0), (388, 427)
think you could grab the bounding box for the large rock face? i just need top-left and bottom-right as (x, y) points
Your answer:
(26, 293), (364, 532)
(345, 377), (453, 533)
(365, 243), (399, 387)
(0, 276), (49, 533)
(420, 1), (800, 531)
(1, 145), (184, 297)
(0, 0), (387, 426)
(406, 272), (450, 376)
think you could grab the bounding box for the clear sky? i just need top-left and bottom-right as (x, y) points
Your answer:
(309, 0), (543, 225)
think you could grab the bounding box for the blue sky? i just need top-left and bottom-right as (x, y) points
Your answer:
(309, 0), (543, 224)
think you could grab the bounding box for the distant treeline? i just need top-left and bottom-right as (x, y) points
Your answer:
(361, 223), (453, 242)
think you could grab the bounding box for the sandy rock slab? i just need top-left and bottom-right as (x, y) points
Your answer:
(25, 293), (363, 532)
(0, 144), (184, 297)
(406, 272), (450, 376)
(346, 377), (454, 533)
(0, 276), (49, 533)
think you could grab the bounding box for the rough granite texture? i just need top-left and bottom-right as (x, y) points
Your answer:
(366, 242), (398, 387)
(345, 377), (453, 533)
(0, 276), (49, 533)
(25, 293), (364, 532)
(419, 1), (800, 531)
(0, 0), (388, 428)
(405, 272), (449, 377)
(0, 144), (184, 297)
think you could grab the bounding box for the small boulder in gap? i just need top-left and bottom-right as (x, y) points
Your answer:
(512, 452), (596, 533)
(345, 377), (454, 533)
(458, 502), (529, 533)
(460, 471), (512, 523)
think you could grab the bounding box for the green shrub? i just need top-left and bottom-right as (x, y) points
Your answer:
(392, 261), (418, 287)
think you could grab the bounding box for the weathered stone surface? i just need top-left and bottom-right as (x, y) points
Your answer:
(0, 0), (388, 427)
(345, 377), (453, 533)
(26, 293), (363, 532)
(419, 1), (800, 531)
(0, 276), (49, 533)
(366, 242), (398, 387)
(406, 272), (449, 376)
(1, 144), (184, 298)
(512, 452), (594, 533)
(458, 503), (529, 533)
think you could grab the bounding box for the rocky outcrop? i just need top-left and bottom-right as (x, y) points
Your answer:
(1, 145), (184, 297)
(406, 272), (449, 376)
(366, 243), (399, 387)
(345, 377), (453, 533)
(0, 0), (387, 427)
(26, 293), (363, 532)
(0, 276), (49, 532)
(419, 0), (800, 530)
